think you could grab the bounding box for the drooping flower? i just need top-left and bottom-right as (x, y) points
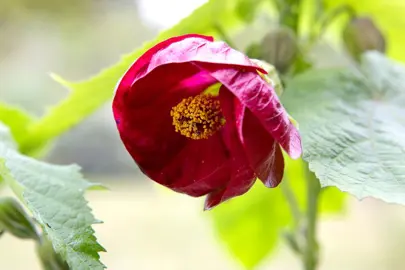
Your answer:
(113, 34), (302, 209)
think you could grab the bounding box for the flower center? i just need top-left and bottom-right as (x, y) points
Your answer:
(170, 94), (225, 140)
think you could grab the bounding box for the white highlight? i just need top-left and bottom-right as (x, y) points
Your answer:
(137, 0), (208, 28)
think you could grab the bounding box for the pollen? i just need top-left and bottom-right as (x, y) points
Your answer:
(170, 94), (225, 140)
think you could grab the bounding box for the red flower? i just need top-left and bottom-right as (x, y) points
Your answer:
(113, 34), (302, 209)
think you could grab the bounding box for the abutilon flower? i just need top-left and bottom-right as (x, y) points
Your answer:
(113, 34), (302, 209)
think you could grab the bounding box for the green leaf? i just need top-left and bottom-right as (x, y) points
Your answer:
(236, 0), (265, 22)
(209, 156), (346, 269)
(283, 157), (347, 215)
(320, 187), (347, 214)
(209, 178), (296, 269)
(0, 123), (105, 269)
(37, 236), (70, 270)
(323, 0), (405, 62)
(20, 0), (252, 154)
(0, 102), (35, 146)
(282, 52), (405, 205)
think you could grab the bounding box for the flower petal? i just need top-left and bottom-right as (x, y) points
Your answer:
(163, 133), (230, 197)
(116, 34), (214, 91)
(116, 35), (266, 94)
(195, 63), (302, 159)
(240, 107), (285, 187)
(113, 62), (217, 182)
(204, 87), (256, 210)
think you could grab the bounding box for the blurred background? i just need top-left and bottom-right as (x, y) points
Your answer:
(1, 0), (405, 269)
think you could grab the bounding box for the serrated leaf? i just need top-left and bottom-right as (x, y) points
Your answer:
(284, 157), (347, 215)
(323, 0), (405, 62)
(0, 123), (105, 270)
(282, 51), (405, 205)
(209, 156), (346, 269)
(20, 0), (250, 154)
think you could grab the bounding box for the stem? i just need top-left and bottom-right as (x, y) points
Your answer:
(314, 0), (324, 21)
(301, 4), (357, 58)
(278, 0), (301, 34)
(303, 166), (321, 270)
(317, 4), (356, 37)
(281, 179), (303, 255)
(281, 180), (301, 228)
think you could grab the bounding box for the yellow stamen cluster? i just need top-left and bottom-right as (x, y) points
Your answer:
(170, 94), (224, 140)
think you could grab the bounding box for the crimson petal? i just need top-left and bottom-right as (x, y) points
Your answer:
(240, 108), (285, 187)
(113, 63), (217, 182)
(162, 133), (230, 197)
(116, 34), (214, 91)
(204, 87), (256, 210)
(195, 63), (302, 159)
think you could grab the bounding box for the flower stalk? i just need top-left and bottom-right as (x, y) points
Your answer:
(302, 166), (321, 270)
(281, 164), (321, 270)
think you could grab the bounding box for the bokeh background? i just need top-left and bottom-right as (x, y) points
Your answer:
(1, 0), (405, 269)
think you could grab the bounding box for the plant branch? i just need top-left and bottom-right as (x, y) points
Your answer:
(302, 165), (321, 270)
(301, 4), (357, 58)
(281, 177), (304, 255)
(317, 4), (356, 37)
(278, 0), (301, 34)
(281, 180), (301, 228)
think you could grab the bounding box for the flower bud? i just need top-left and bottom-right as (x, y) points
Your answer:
(37, 237), (70, 270)
(0, 197), (39, 240)
(260, 27), (298, 73)
(245, 43), (262, 59)
(251, 59), (284, 96)
(343, 17), (386, 60)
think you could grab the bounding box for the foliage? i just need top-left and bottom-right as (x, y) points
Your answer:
(283, 52), (405, 205)
(0, 124), (105, 269)
(210, 157), (345, 268)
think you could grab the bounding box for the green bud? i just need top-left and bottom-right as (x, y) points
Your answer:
(260, 27), (298, 73)
(0, 197), (39, 240)
(343, 17), (386, 60)
(250, 59), (284, 96)
(37, 237), (70, 270)
(245, 43), (262, 60)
